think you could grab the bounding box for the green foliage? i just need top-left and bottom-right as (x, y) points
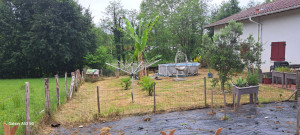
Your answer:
(138, 0), (208, 61)
(121, 15), (159, 61)
(210, 20), (245, 90)
(210, 78), (219, 88)
(121, 77), (132, 90)
(235, 77), (247, 87)
(247, 73), (259, 86)
(0, 77), (71, 134)
(140, 76), (154, 96)
(240, 35), (263, 70)
(215, 0), (241, 21)
(264, 74), (270, 78)
(0, 0), (97, 78)
(208, 68), (212, 74)
(275, 67), (291, 73)
(84, 46), (110, 70)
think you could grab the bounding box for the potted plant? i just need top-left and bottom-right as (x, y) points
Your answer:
(207, 68), (213, 78)
(232, 74), (260, 108)
(263, 75), (272, 84)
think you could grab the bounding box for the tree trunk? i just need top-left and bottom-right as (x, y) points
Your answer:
(222, 83), (227, 118)
(138, 52), (145, 79)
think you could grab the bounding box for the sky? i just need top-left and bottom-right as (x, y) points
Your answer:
(77, 0), (265, 24)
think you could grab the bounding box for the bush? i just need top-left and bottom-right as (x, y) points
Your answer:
(140, 76), (154, 96)
(121, 77), (132, 90)
(247, 73), (259, 86)
(275, 67), (291, 73)
(235, 77), (247, 87)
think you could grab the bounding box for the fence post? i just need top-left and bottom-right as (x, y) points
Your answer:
(296, 71), (300, 100)
(55, 75), (60, 106)
(65, 72), (68, 100)
(204, 77), (207, 106)
(97, 86), (100, 114)
(297, 98), (300, 135)
(75, 70), (78, 92)
(82, 71), (84, 83)
(153, 82), (156, 113)
(69, 72), (75, 99)
(25, 82), (30, 135)
(44, 78), (50, 115)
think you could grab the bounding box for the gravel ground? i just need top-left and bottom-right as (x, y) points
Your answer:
(51, 101), (298, 135)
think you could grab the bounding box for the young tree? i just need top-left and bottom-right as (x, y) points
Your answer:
(121, 16), (159, 78)
(210, 20), (245, 118)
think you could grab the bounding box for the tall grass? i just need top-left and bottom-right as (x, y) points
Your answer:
(0, 77), (71, 135)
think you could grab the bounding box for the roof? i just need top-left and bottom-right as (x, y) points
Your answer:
(205, 0), (300, 28)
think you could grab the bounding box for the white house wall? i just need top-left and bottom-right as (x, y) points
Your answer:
(214, 8), (300, 72)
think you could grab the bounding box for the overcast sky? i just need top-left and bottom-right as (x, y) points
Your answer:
(77, 0), (265, 24)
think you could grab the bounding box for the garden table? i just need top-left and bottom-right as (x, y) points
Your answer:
(272, 71), (285, 88)
(285, 73), (297, 88)
(232, 85), (259, 110)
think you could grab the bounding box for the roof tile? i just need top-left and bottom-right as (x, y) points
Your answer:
(205, 0), (300, 28)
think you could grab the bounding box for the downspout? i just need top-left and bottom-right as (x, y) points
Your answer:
(249, 16), (263, 45)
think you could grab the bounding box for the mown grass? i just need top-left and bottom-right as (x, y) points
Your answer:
(0, 77), (71, 135)
(45, 69), (294, 130)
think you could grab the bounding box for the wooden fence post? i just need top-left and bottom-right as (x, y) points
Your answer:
(75, 70), (78, 92)
(153, 82), (156, 113)
(69, 72), (75, 99)
(65, 72), (68, 100)
(297, 98), (300, 135)
(25, 82), (30, 135)
(44, 78), (50, 115)
(81, 71), (84, 83)
(97, 86), (100, 114)
(204, 77), (207, 106)
(296, 71), (300, 100)
(55, 75), (60, 106)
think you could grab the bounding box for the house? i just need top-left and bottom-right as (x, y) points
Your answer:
(205, 0), (300, 72)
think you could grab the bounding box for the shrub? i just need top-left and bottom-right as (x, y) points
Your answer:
(275, 67), (291, 73)
(235, 77), (247, 87)
(247, 73), (259, 86)
(140, 76), (154, 96)
(120, 77), (131, 90)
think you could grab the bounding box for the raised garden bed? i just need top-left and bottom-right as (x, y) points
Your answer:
(285, 72), (297, 88)
(272, 71), (285, 88)
(232, 84), (259, 109)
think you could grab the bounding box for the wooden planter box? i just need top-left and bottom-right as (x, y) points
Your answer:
(272, 71), (285, 88)
(285, 73), (297, 88)
(263, 78), (272, 84)
(232, 84), (259, 109)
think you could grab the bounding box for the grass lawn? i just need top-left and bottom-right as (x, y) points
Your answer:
(45, 69), (294, 132)
(0, 77), (71, 135)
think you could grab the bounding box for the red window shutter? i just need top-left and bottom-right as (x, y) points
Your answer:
(270, 42), (286, 61)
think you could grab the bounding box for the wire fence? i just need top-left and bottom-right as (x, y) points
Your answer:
(95, 74), (296, 118)
(0, 70), (80, 135)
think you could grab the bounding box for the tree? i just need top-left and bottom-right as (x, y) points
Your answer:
(121, 15), (159, 78)
(215, 0), (241, 21)
(243, 0), (261, 10)
(138, 0), (208, 62)
(100, 0), (126, 77)
(84, 46), (110, 70)
(0, 0), (97, 78)
(210, 20), (245, 119)
(240, 35), (263, 71)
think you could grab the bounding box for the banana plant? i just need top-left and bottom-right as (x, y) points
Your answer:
(119, 15), (159, 78)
